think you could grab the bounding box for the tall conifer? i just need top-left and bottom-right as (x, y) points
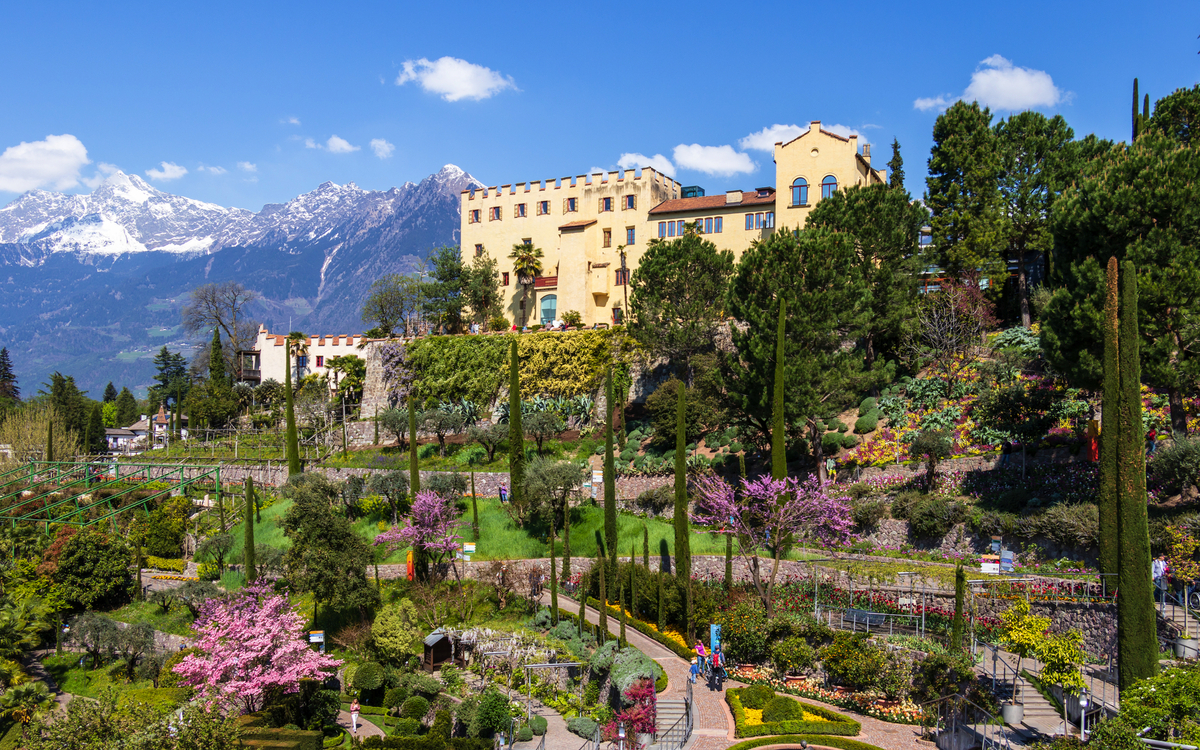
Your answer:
(244, 477), (257, 584)
(1099, 257), (1120, 576)
(509, 338), (524, 517)
(284, 348), (300, 476)
(604, 367), (617, 596)
(888, 138), (905, 190)
(772, 299), (787, 480)
(597, 556), (607, 644)
(674, 380), (692, 637)
(550, 519), (558, 625)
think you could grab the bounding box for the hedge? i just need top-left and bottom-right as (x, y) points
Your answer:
(236, 713), (323, 750)
(362, 738), (494, 750)
(584, 596), (694, 659)
(726, 736), (888, 750)
(726, 688), (860, 738)
(144, 556), (186, 572)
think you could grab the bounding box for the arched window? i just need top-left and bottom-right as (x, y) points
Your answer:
(821, 175), (838, 199)
(539, 295), (558, 326)
(791, 177), (808, 207)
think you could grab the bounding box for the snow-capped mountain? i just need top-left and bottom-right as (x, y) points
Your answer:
(0, 164), (481, 395)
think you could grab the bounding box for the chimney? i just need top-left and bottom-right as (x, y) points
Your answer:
(863, 143), (871, 160)
(726, 190), (743, 204)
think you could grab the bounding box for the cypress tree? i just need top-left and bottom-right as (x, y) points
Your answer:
(657, 568), (665, 633)
(771, 298), (787, 480)
(630, 543), (637, 618)
(673, 380), (692, 635)
(1133, 78), (1140, 140)
(1143, 94), (1151, 129)
(409, 395), (420, 494)
(550, 519), (559, 625)
(244, 477), (257, 584)
(619, 577), (627, 647)
(604, 367), (617, 596)
(509, 338), (525, 519)
(471, 471), (480, 542)
(1116, 260), (1157, 688)
(284, 348), (300, 476)
(46, 418), (53, 462)
(209, 328), (227, 386)
(643, 525), (649, 569)
(1099, 257), (1120, 576)
(951, 562), (965, 650)
(87, 404), (104, 455)
(563, 510), (571, 579)
(577, 590), (584, 638)
(888, 138), (905, 190)
(342, 414), (348, 459)
(597, 556), (607, 643)
(374, 406), (380, 445)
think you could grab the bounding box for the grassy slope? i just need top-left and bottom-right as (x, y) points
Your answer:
(107, 599), (195, 637)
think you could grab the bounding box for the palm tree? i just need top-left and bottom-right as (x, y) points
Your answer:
(508, 243), (544, 327)
(1, 681), (52, 739)
(286, 331), (309, 383)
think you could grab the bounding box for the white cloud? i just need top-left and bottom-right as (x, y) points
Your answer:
(145, 161), (188, 181)
(396, 56), (517, 102)
(671, 144), (755, 176)
(304, 138), (319, 149)
(0, 134), (91, 192)
(616, 152), (676, 177)
(370, 138), (395, 159)
(197, 165), (227, 175)
(237, 161), (257, 172)
(326, 135), (359, 154)
(739, 124), (808, 151)
(284, 116), (301, 125)
(81, 162), (121, 189)
(915, 55), (1064, 112)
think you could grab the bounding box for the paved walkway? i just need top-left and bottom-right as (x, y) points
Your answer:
(338, 709), (387, 739)
(542, 595), (923, 750)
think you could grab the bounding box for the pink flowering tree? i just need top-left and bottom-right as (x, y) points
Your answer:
(375, 490), (464, 583)
(172, 582), (341, 714)
(692, 474), (853, 616)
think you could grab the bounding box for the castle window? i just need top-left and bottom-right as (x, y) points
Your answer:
(470, 209), (481, 223)
(475, 244), (484, 257)
(626, 227), (635, 245)
(624, 195), (635, 210)
(791, 178), (808, 207)
(668, 221), (676, 237)
(675, 220), (685, 235)
(704, 217), (713, 234)
(604, 229), (612, 247)
(566, 197), (578, 213)
(765, 212), (775, 228)
(714, 216), (722, 233)
(503, 272), (510, 286)
(615, 268), (629, 286)
(538, 201), (550, 215)
(490, 206), (502, 220)
(315, 356), (324, 368)
(658, 222), (666, 238)
(601, 197), (613, 212)
(821, 175), (838, 199)
(515, 203), (527, 217)
(745, 213), (754, 230)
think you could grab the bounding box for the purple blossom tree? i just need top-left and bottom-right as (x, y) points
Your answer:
(375, 490), (465, 582)
(379, 341), (413, 407)
(172, 583), (341, 714)
(692, 474), (853, 616)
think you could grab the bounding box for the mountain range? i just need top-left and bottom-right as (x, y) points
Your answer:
(0, 165), (481, 396)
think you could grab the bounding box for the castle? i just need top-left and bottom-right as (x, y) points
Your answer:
(460, 122), (886, 328)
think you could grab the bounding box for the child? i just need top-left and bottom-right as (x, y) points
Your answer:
(689, 657), (699, 684)
(499, 483), (508, 503)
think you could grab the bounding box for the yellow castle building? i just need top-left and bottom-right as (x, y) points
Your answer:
(460, 122), (886, 327)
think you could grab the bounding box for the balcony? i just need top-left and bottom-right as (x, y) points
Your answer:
(534, 275), (558, 289)
(239, 369), (262, 382)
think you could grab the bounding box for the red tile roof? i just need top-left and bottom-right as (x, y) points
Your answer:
(648, 190), (775, 215)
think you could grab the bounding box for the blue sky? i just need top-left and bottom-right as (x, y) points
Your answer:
(0, 0), (1196, 211)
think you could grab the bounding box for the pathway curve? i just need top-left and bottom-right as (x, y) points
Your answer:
(337, 709), (387, 740)
(541, 595), (923, 750)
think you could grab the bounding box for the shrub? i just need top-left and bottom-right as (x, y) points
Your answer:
(385, 687), (408, 710)
(646, 377), (710, 447)
(620, 449), (636, 462)
(158, 647), (198, 688)
(144, 556), (186, 572)
(551, 621), (576, 641)
(489, 316), (509, 333)
(821, 432), (844, 454)
(517, 726), (533, 742)
(529, 715), (547, 736)
(820, 633), (885, 692)
(401, 696), (430, 721)
(737, 685), (776, 710)
(911, 652), (976, 704)
(475, 688), (510, 736)
(849, 497), (887, 531)
(853, 412), (879, 434)
(530, 608), (552, 629)
(418, 443), (439, 459)
(1151, 437), (1200, 495)
(730, 441), (743, 453)
(583, 681), (600, 706)
(907, 497), (967, 539)
(393, 718), (421, 736)
(589, 640), (619, 673)
(877, 654), (913, 701)
(355, 663), (385, 691)
(567, 717), (598, 739)
(839, 433), (859, 449)
(635, 486), (672, 515)
(827, 418), (847, 432)
(718, 601), (768, 663)
(562, 311), (583, 328)
(407, 672), (443, 699)
(889, 490), (924, 520)
(858, 397), (877, 415)
(762, 696), (802, 723)
(770, 637), (816, 676)
(197, 562), (219, 581)
(610, 647), (658, 696)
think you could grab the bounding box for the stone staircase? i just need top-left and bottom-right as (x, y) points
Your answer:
(1159, 601), (1200, 650)
(979, 651), (1074, 742)
(652, 700), (688, 750)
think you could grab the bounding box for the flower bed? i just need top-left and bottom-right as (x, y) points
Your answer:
(728, 666), (927, 725)
(584, 596), (693, 659)
(727, 688), (860, 738)
(726, 735), (889, 750)
(151, 574), (198, 581)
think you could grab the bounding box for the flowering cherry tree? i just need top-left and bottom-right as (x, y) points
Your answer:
(692, 474), (853, 616)
(375, 490), (464, 582)
(172, 583), (341, 713)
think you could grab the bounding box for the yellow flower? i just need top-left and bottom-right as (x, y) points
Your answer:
(743, 709), (763, 725)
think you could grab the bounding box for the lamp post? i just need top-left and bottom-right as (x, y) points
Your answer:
(618, 722), (626, 750)
(1079, 687), (1089, 740)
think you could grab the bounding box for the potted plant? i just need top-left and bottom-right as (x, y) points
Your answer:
(997, 599), (1050, 725)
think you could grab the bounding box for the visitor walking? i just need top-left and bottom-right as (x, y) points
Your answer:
(1000, 439), (1013, 467)
(694, 639), (707, 675)
(1147, 427), (1158, 456)
(1154, 555), (1169, 608)
(499, 483), (508, 503)
(689, 657), (699, 684)
(350, 699), (360, 735)
(709, 645), (725, 690)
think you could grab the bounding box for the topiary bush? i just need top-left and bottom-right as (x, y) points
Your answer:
(858, 397), (877, 415)
(737, 685), (776, 710)
(529, 715), (548, 736)
(385, 687), (408, 711)
(401, 696), (430, 721)
(517, 726), (533, 742)
(407, 672), (443, 699)
(770, 637), (816, 676)
(393, 718), (421, 736)
(854, 411), (880, 434)
(820, 633), (886, 692)
(354, 662), (385, 692)
(567, 717), (598, 739)
(762, 696), (802, 723)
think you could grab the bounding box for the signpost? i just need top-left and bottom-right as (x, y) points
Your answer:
(309, 630), (325, 654)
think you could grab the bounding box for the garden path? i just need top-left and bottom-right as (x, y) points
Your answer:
(542, 595), (925, 750)
(338, 708), (387, 739)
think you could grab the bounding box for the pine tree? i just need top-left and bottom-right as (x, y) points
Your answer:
(509, 338), (525, 519)
(0, 347), (18, 405)
(244, 477), (257, 584)
(771, 299), (787, 480)
(952, 562), (966, 650)
(887, 138), (905, 190)
(550, 519), (558, 625)
(115, 388), (138, 427)
(284, 347), (301, 476)
(1116, 260), (1157, 688)
(604, 367), (618, 596)
(102, 382), (117, 403)
(1099, 257), (1120, 576)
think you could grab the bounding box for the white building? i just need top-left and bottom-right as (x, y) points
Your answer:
(237, 325), (367, 387)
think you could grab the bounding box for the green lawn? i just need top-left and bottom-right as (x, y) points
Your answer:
(41, 655), (188, 709)
(107, 599), (195, 637)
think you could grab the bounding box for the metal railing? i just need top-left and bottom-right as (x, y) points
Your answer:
(919, 694), (1010, 750)
(652, 679), (692, 750)
(816, 604), (926, 637)
(978, 642), (1119, 722)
